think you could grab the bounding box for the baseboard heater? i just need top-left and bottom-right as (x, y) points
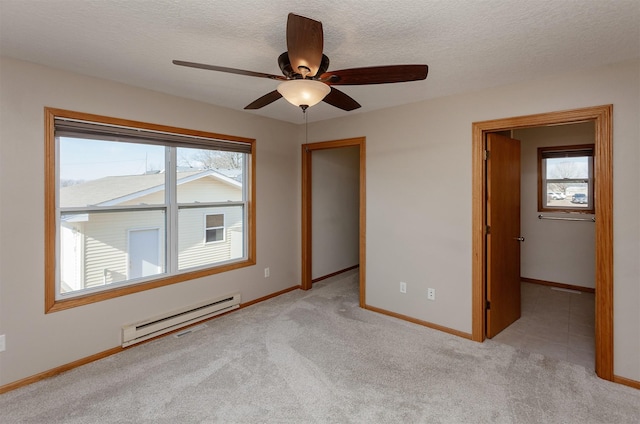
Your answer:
(121, 293), (241, 347)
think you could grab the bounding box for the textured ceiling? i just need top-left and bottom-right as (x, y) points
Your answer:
(1, 0), (638, 124)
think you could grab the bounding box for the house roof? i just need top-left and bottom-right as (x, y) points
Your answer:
(1, 1), (638, 124)
(60, 170), (241, 208)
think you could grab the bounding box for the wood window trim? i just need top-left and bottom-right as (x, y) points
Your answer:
(537, 144), (595, 213)
(44, 108), (256, 313)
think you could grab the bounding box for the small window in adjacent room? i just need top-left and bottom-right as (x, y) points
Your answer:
(538, 144), (594, 213)
(205, 214), (225, 243)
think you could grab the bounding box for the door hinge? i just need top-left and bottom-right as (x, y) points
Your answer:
(485, 225), (491, 235)
(484, 150), (490, 160)
(486, 300), (491, 310)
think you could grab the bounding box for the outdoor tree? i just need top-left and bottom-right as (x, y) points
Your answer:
(178, 150), (243, 170)
(60, 179), (85, 187)
(546, 159), (587, 194)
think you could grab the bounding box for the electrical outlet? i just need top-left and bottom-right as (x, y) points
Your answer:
(400, 282), (407, 294)
(427, 288), (436, 301)
(264, 267), (270, 278)
(0, 334), (5, 352)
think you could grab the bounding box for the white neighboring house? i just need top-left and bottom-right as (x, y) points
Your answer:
(59, 170), (243, 293)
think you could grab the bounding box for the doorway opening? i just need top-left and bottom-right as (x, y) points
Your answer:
(492, 123), (597, 369)
(301, 137), (366, 307)
(471, 105), (613, 381)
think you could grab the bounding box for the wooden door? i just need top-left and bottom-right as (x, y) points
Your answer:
(486, 133), (522, 338)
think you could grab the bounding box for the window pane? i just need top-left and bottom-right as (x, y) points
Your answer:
(178, 205), (243, 270)
(545, 157), (589, 180)
(205, 228), (224, 243)
(567, 183), (589, 207)
(206, 214), (224, 228)
(545, 182), (589, 208)
(59, 137), (166, 207)
(49, 109), (255, 308)
(60, 210), (166, 295)
(176, 147), (244, 204)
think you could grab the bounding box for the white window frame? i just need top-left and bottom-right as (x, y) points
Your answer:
(204, 213), (225, 244)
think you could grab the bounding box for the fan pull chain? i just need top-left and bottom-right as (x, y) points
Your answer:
(301, 105), (308, 144)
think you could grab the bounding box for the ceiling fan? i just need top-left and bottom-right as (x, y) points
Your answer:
(173, 13), (428, 112)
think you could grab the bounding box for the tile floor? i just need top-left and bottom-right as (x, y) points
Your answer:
(492, 282), (595, 369)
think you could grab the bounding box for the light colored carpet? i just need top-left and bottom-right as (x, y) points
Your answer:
(1, 269), (638, 423)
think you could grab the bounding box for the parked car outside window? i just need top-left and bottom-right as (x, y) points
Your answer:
(571, 193), (587, 204)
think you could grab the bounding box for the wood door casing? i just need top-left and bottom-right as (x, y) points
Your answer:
(301, 137), (367, 307)
(471, 105), (613, 381)
(486, 133), (522, 338)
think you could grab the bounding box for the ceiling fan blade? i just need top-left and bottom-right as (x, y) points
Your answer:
(320, 65), (428, 85)
(173, 60), (286, 81)
(287, 13), (323, 77)
(244, 90), (283, 110)
(322, 87), (361, 111)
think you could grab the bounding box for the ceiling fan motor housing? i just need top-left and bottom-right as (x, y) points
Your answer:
(278, 52), (330, 79)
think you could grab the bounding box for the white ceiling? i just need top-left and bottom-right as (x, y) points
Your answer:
(1, 0), (638, 124)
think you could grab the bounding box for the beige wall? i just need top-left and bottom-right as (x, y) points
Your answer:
(1, 57), (638, 386)
(311, 146), (360, 279)
(516, 123), (596, 288)
(0, 57), (301, 386)
(308, 60), (640, 381)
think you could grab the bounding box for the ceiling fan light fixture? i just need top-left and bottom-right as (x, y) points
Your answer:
(174, 14), (427, 112)
(277, 79), (330, 108)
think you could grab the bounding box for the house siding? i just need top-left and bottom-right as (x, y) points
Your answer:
(178, 206), (243, 270)
(83, 210), (166, 288)
(116, 174), (242, 206)
(65, 177), (243, 290)
(177, 177), (242, 203)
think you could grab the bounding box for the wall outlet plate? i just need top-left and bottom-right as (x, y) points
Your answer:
(400, 282), (407, 293)
(0, 334), (5, 352)
(427, 288), (436, 301)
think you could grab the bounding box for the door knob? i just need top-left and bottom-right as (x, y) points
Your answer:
(514, 236), (525, 242)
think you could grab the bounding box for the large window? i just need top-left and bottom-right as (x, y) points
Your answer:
(538, 144), (594, 213)
(45, 108), (255, 312)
